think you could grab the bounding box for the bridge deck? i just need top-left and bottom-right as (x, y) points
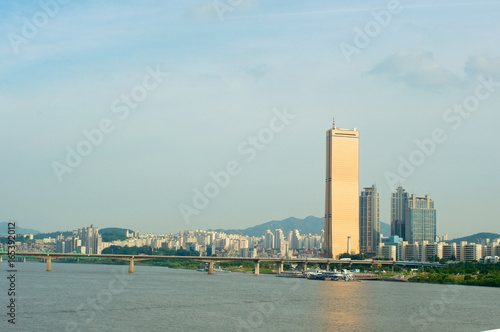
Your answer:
(0, 252), (398, 265)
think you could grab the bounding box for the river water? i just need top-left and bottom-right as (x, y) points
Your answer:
(0, 262), (498, 331)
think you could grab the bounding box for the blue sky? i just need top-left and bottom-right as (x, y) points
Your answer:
(1, 0), (499, 238)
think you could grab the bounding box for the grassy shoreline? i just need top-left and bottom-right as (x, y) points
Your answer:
(408, 273), (500, 287)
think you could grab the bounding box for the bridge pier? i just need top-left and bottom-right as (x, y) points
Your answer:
(46, 257), (52, 272)
(254, 261), (260, 276)
(208, 261), (215, 275)
(129, 259), (134, 274)
(301, 262), (307, 272)
(276, 261), (283, 274)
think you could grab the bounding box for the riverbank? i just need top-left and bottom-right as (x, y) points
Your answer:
(408, 273), (500, 287)
(19, 258), (500, 286)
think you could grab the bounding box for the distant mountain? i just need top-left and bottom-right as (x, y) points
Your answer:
(213, 216), (391, 238)
(33, 231), (73, 240)
(0, 226), (135, 242)
(380, 222), (390, 237)
(449, 232), (500, 244)
(99, 227), (134, 236)
(99, 227), (135, 242)
(0, 222), (40, 235)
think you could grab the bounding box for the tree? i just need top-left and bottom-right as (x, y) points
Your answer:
(429, 255), (440, 262)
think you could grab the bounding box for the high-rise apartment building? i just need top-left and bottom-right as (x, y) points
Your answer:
(390, 187), (436, 244)
(274, 229), (285, 250)
(359, 184), (380, 254)
(324, 120), (359, 258)
(289, 229), (301, 250)
(56, 224), (102, 254)
(264, 230), (274, 249)
(391, 186), (408, 239)
(76, 224), (102, 255)
(405, 194), (436, 244)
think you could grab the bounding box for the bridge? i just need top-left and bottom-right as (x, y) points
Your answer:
(0, 252), (402, 275)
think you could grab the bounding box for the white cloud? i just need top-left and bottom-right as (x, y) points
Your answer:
(464, 55), (500, 78)
(369, 50), (460, 91)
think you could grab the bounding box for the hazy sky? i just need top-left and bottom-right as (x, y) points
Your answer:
(1, 0), (499, 238)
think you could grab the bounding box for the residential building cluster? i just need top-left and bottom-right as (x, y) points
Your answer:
(358, 185), (437, 256)
(378, 236), (500, 263)
(1, 220), (498, 264)
(105, 228), (323, 259)
(55, 224), (103, 254)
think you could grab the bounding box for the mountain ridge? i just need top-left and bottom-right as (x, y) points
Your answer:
(212, 215), (391, 238)
(448, 232), (500, 244)
(0, 222), (41, 235)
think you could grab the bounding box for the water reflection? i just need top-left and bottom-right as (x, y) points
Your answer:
(312, 281), (369, 330)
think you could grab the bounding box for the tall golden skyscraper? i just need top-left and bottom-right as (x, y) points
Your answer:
(324, 119), (359, 258)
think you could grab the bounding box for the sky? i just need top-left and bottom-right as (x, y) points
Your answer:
(1, 0), (499, 238)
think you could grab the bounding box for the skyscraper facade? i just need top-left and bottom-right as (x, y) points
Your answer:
(390, 186), (408, 239)
(359, 184), (380, 254)
(405, 194), (436, 244)
(324, 121), (359, 258)
(264, 230), (274, 250)
(289, 229), (301, 250)
(56, 224), (102, 254)
(76, 224), (102, 255)
(274, 229), (284, 250)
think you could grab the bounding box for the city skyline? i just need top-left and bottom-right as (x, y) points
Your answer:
(1, 1), (499, 238)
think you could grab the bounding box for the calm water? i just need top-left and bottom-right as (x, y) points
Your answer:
(1, 262), (499, 332)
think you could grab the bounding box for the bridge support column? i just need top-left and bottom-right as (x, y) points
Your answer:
(208, 261), (215, 275)
(46, 257), (51, 272)
(254, 261), (260, 276)
(129, 259), (134, 274)
(325, 263), (330, 271)
(277, 261), (283, 274)
(302, 262), (307, 272)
